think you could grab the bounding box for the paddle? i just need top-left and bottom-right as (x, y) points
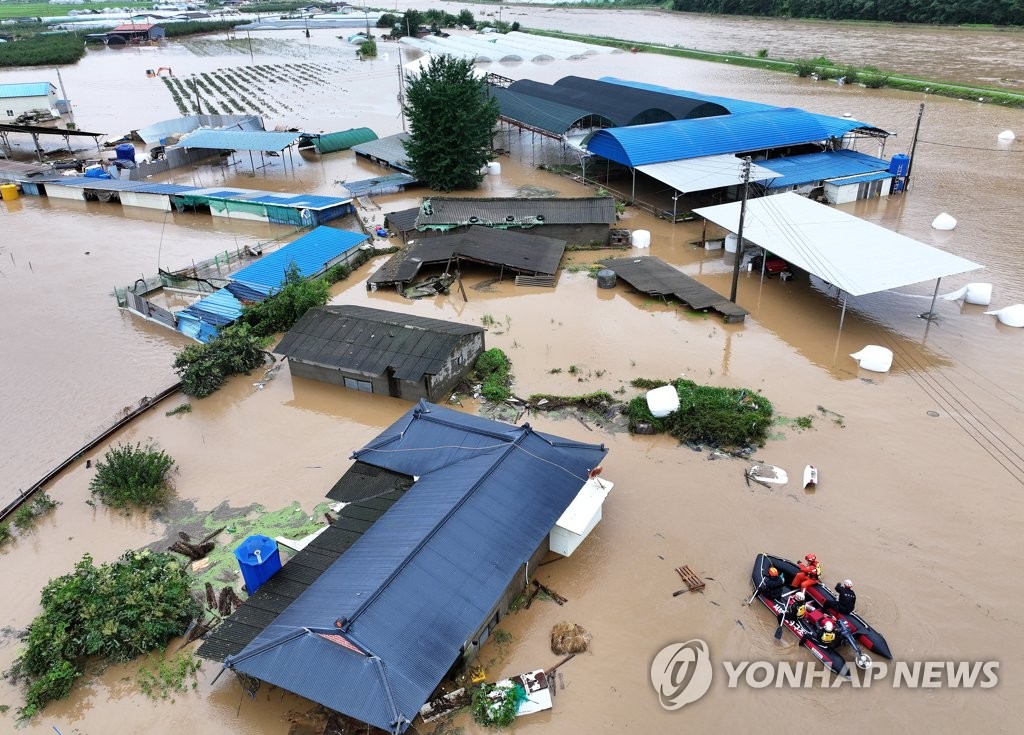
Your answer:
(774, 594), (795, 640)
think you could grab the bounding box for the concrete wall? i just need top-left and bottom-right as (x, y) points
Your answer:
(825, 176), (892, 205)
(0, 91), (58, 123)
(288, 360), (392, 396)
(427, 332), (485, 401)
(44, 184), (86, 201)
(121, 190), (171, 211)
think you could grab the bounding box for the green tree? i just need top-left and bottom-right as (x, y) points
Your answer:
(402, 54), (499, 191)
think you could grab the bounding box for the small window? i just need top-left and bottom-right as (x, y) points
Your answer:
(5, 110), (13, 117)
(343, 377), (372, 393)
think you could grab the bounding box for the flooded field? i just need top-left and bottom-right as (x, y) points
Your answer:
(1, 13), (1023, 735)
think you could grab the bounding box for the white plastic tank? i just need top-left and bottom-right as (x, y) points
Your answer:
(646, 385), (679, 417)
(850, 345), (894, 373)
(631, 229), (651, 249)
(997, 130), (1015, 142)
(941, 283), (993, 306)
(931, 212), (957, 230)
(724, 233), (739, 253)
(984, 304), (1024, 327)
(486, 161), (501, 175)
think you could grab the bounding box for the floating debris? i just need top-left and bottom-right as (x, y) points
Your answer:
(551, 622), (591, 655)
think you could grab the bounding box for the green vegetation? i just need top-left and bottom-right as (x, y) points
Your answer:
(0, 2), (149, 18)
(173, 324), (269, 399)
(135, 652), (202, 701)
(165, 403), (193, 417)
(527, 390), (616, 410)
(471, 682), (523, 728)
(357, 37), (378, 59)
(5, 550), (200, 719)
(403, 55), (500, 191)
(239, 263), (330, 338)
(0, 29), (95, 67)
(795, 415), (814, 430)
(8, 493), (60, 533)
(473, 348), (513, 403)
(626, 378), (774, 448)
(89, 441), (176, 509)
(669, 0), (1024, 26)
(0, 521), (11, 547)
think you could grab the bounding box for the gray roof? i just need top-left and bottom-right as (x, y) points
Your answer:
(417, 196), (617, 228)
(273, 305), (484, 381)
(351, 132), (411, 171)
(384, 206), (420, 233)
(488, 86), (611, 136)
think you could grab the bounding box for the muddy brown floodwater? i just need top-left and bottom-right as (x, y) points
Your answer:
(1, 11), (1023, 735)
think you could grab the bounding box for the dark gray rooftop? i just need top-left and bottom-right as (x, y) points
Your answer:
(273, 305), (484, 381)
(384, 206), (421, 233)
(417, 196), (617, 228)
(351, 132), (411, 171)
(488, 85), (612, 136)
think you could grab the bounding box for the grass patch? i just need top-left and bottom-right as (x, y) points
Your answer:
(795, 415), (814, 430)
(89, 441), (176, 509)
(626, 378), (773, 448)
(165, 403), (192, 417)
(135, 652), (202, 701)
(472, 348), (513, 402)
(0, 522), (11, 546)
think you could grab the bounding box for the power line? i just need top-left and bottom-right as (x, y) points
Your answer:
(917, 139), (1024, 153)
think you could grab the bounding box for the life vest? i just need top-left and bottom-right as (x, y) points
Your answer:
(821, 631), (836, 644)
(796, 604), (807, 618)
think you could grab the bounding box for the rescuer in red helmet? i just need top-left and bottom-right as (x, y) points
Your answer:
(791, 553), (822, 591)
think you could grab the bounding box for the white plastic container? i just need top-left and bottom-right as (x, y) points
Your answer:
(724, 233), (739, 253)
(646, 385), (680, 417)
(486, 161), (501, 175)
(998, 130), (1015, 142)
(984, 304), (1024, 327)
(631, 229), (651, 249)
(942, 282), (993, 306)
(931, 212), (957, 230)
(850, 345), (894, 373)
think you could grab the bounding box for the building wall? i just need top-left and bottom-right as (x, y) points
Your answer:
(1, 92), (58, 123)
(427, 332), (485, 402)
(121, 191), (172, 211)
(287, 359), (393, 396)
(44, 185), (86, 201)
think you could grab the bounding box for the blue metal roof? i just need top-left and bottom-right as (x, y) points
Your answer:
(173, 129), (304, 152)
(177, 287), (245, 327)
(224, 280), (273, 302)
(0, 82), (53, 99)
(225, 400), (608, 733)
(42, 177), (198, 195)
(585, 108), (886, 167)
(599, 77), (779, 115)
(229, 226), (368, 292)
(244, 193), (351, 210)
(760, 149), (892, 188)
(827, 170), (894, 185)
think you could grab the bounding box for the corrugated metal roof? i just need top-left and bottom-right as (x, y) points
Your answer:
(826, 171), (894, 185)
(177, 287), (244, 328)
(507, 77), (728, 128)
(586, 108), (887, 167)
(134, 114), (263, 144)
(383, 206), (420, 233)
(112, 23), (158, 31)
(488, 86), (608, 136)
(274, 305), (484, 381)
(416, 196), (617, 227)
(225, 400), (608, 733)
(341, 173), (418, 198)
(229, 226), (368, 292)
(761, 149), (892, 188)
(50, 177), (198, 194)
(637, 155), (780, 194)
(298, 127), (378, 154)
(351, 133), (411, 171)
(0, 82), (54, 99)
(242, 192), (351, 209)
(599, 77), (779, 115)
(415, 226), (565, 275)
(173, 129), (304, 152)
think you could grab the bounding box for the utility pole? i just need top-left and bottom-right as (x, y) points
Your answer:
(729, 157), (752, 304)
(904, 102), (925, 192)
(396, 60), (406, 131)
(246, 31), (254, 63)
(54, 67), (75, 128)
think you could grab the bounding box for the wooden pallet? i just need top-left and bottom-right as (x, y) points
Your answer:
(675, 565), (706, 593)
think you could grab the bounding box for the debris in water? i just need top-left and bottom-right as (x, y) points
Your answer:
(551, 622), (591, 655)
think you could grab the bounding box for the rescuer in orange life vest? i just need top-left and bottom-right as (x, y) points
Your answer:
(791, 553), (822, 591)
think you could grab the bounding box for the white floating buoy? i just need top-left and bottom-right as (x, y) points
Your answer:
(931, 212), (957, 230)
(843, 112), (852, 118)
(631, 229), (651, 249)
(850, 345), (894, 373)
(646, 385), (679, 417)
(997, 130), (1015, 141)
(984, 304), (1024, 327)
(486, 161), (501, 176)
(941, 282), (993, 306)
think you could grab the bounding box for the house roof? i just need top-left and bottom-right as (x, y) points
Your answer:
(637, 154), (781, 194)
(416, 196), (617, 228)
(585, 108), (889, 167)
(488, 85), (611, 136)
(599, 77), (780, 115)
(693, 192), (982, 297)
(351, 132), (411, 171)
(273, 305), (484, 381)
(224, 400), (608, 733)
(111, 23), (160, 31)
(761, 149), (893, 188)
(383, 206), (421, 233)
(506, 76), (729, 128)
(298, 127), (378, 154)
(0, 82), (54, 99)
(229, 226), (368, 293)
(173, 129), (305, 152)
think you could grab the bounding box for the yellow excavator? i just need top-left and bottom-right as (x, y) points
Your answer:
(145, 67), (174, 77)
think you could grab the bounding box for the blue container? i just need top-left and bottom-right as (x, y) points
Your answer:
(234, 535), (281, 595)
(889, 153), (910, 177)
(115, 143), (136, 163)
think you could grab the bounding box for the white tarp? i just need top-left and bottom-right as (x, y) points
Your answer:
(693, 192), (982, 296)
(637, 155), (779, 194)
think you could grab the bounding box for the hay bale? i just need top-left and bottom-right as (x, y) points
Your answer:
(551, 621), (591, 655)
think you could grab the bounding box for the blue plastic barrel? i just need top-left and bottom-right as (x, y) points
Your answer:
(115, 143), (136, 163)
(233, 535), (282, 595)
(889, 153), (910, 176)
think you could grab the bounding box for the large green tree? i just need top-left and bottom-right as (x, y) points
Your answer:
(402, 54), (499, 191)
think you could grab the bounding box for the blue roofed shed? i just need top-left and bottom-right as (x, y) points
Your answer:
(761, 149), (893, 189)
(223, 400), (609, 733)
(176, 287), (249, 343)
(229, 226), (369, 294)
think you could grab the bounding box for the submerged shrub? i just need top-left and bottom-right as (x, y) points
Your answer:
(89, 441), (176, 508)
(474, 348), (513, 403)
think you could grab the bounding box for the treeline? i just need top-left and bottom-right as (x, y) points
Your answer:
(670, 0), (1024, 26)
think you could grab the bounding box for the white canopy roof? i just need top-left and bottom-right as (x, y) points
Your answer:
(693, 192), (982, 296)
(637, 155), (779, 194)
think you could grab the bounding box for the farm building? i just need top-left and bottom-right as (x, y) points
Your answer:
(411, 196), (618, 246)
(0, 82), (59, 124)
(273, 305), (485, 401)
(108, 23), (166, 42)
(200, 400), (608, 734)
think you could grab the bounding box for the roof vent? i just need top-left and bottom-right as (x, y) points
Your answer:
(505, 215), (515, 222)
(468, 215), (480, 223)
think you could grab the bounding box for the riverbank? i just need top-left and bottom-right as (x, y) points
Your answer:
(530, 28), (1024, 107)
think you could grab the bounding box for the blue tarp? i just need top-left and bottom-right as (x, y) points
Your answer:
(229, 226), (368, 293)
(225, 400), (608, 733)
